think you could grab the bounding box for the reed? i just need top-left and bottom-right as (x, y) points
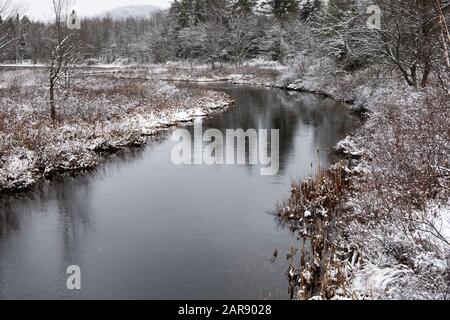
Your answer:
(278, 162), (355, 300)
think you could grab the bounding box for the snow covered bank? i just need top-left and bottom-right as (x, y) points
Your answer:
(0, 69), (233, 193)
(277, 76), (450, 300)
(153, 61), (287, 88)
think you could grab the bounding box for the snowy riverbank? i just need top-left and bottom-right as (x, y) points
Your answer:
(0, 68), (233, 193)
(277, 74), (450, 300)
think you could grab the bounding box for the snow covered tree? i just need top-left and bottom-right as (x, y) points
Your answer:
(312, 0), (450, 88)
(0, 1), (24, 63)
(226, 9), (261, 66)
(260, 0), (300, 21)
(299, 0), (322, 20)
(203, 5), (229, 67)
(0, 0), (15, 56)
(231, 0), (258, 13)
(27, 21), (46, 64)
(259, 0), (300, 63)
(176, 24), (207, 61)
(326, 0), (354, 10)
(151, 11), (178, 63)
(172, 0), (207, 28)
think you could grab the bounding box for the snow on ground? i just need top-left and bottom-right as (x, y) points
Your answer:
(0, 63), (46, 68)
(330, 82), (449, 300)
(348, 202), (450, 300)
(333, 85), (449, 300)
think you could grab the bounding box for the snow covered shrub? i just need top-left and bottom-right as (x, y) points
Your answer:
(342, 88), (450, 299)
(356, 89), (450, 210)
(6, 76), (22, 95)
(286, 54), (315, 80)
(243, 58), (284, 69)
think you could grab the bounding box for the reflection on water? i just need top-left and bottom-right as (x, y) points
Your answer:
(0, 85), (358, 299)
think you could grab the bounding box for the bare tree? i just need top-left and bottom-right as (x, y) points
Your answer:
(47, 0), (80, 122)
(435, 0), (450, 67)
(313, 0), (450, 88)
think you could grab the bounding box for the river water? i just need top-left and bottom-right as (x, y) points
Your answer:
(0, 84), (358, 299)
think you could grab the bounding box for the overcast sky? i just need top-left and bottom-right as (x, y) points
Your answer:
(21, 0), (171, 20)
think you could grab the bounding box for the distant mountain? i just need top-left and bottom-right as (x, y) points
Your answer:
(103, 5), (161, 19)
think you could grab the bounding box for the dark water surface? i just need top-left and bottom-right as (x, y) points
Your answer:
(0, 85), (358, 299)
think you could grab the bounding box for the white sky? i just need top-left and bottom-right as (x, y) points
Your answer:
(19, 0), (171, 20)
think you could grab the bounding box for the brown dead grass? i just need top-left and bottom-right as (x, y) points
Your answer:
(71, 80), (146, 98)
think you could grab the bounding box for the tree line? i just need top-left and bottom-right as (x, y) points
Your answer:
(1, 0), (449, 93)
(0, 0), (323, 65)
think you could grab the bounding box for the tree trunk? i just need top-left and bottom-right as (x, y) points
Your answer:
(421, 62), (431, 88)
(410, 65), (418, 87)
(400, 67), (414, 87)
(50, 81), (56, 122)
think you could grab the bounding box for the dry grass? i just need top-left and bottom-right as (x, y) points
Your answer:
(278, 163), (354, 299)
(164, 64), (282, 82)
(239, 66), (281, 81)
(71, 81), (146, 98)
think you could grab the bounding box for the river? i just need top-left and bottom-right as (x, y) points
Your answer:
(0, 84), (359, 299)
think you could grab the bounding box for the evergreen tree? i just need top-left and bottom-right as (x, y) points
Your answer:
(231, 0), (258, 14)
(261, 0), (299, 21)
(300, 0), (321, 20)
(170, 0), (208, 28)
